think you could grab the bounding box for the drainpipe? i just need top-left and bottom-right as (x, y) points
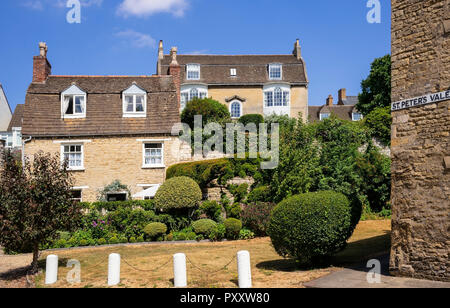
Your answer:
(22, 136), (32, 167)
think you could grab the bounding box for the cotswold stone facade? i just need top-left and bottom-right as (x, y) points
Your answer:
(390, 0), (450, 281)
(25, 136), (185, 202)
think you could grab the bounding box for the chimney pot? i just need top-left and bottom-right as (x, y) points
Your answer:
(170, 47), (178, 66)
(326, 95), (334, 107)
(33, 42), (51, 83)
(293, 39), (301, 60)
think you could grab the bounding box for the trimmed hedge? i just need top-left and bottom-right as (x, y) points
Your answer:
(166, 159), (233, 188)
(224, 218), (242, 240)
(238, 114), (264, 126)
(154, 177), (202, 210)
(181, 97), (232, 129)
(268, 191), (352, 264)
(192, 219), (217, 236)
(144, 222), (167, 239)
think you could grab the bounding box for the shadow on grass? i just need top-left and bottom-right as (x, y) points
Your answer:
(256, 232), (391, 272)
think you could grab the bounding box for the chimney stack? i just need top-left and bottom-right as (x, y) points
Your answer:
(326, 95), (334, 107)
(33, 42), (51, 83)
(169, 47), (181, 109)
(293, 39), (302, 60)
(338, 88), (347, 105)
(157, 40), (164, 75)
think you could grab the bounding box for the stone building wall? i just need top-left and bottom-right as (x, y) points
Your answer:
(390, 0), (450, 281)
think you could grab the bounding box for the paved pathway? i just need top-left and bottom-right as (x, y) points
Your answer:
(304, 255), (450, 288)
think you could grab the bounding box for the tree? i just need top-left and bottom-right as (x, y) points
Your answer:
(362, 106), (392, 146)
(0, 151), (82, 273)
(356, 55), (391, 116)
(181, 97), (231, 129)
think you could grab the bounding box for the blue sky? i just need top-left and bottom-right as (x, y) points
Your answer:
(0, 0), (391, 112)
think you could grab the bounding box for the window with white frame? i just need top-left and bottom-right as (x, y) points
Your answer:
(180, 85), (208, 111)
(269, 63), (282, 80)
(143, 143), (164, 167)
(320, 113), (331, 120)
(264, 87), (289, 107)
(230, 101), (242, 118)
(122, 84), (147, 117)
(61, 85), (86, 118)
(352, 112), (363, 121)
(62, 144), (84, 170)
(230, 68), (237, 76)
(186, 64), (200, 80)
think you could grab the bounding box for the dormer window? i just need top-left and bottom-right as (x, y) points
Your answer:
(61, 85), (86, 119)
(186, 64), (200, 80)
(230, 68), (237, 76)
(122, 84), (147, 118)
(352, 112), (363, 121)
(320, 113), (331, 120)
(269, 63), (282, 80)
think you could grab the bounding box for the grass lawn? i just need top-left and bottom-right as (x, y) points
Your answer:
(35, 220), (391, 288)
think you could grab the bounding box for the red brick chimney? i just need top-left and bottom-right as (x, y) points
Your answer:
(33, 42), (51, 83)
(169, 47), (181, 108)
(338, 88), (347, 105)
(326, 94), (334, 107)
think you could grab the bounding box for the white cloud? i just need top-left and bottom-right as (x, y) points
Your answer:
(116, 30), (157, 48)
(22, 0), (103, 10)
(117, 0), (189, 18)
(21, 0), (44, 10)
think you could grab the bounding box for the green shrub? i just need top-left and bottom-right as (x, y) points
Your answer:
(268, 191), (352, 264)
(362, 106), (392, 146)
(181, 97), (231, 129)
(154, 177), (202, 211)
(247, 186), (271, 203)
(239, 229), (255, 240)
(137, 235), (145, 243)
(166, 159), (233, 189)
(209, 224), (226, 241)
(97, 238), (107, 245)
(224, 218), (242, 240)
(129, 237), (136, 243)
(54, 239), (67, 248)
(196, 201), (223, 222)
(92, 200), (155, 212)
(238, 114), (264, 126)
(175, 233), (187, 241)
(192, 219), (218, 236)
(165, 233), (174, 241)
(79, 239), (88, 247)
(229, 183), (249, 203)
(241, 202), (276, 236)
(187, 232), (197, 241)
(225, 203), (242, 219)
(144, 222), (168, 240)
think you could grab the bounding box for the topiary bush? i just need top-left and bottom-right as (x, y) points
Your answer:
(196, 201), (223, 222)
(241, 202), (276, 236)
(154, 177), (202, 211)
(224, 218), (242, 240)
(238, 114), (264, 126)
(143, 222), (168, 240)
(181, 97), (232, 129)
(192, 219), (218, 236)
(267, 191), (352, 264)
(247, 186), (271, 203)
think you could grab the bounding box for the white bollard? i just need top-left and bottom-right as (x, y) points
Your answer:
(237, 250), (252, 288)
(45, 254), (59, 285)
(108, 253), (121, 286)
(173, 253), (187, 288)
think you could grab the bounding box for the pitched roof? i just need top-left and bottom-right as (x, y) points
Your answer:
(7, 104), (24, 131)
(308, 105), (356, 122)
(160, 55), (308, 86)
(23, 76), (180, 137)
(340, 96), (359, 106)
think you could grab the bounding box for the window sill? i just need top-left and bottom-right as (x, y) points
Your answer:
(123, 113), (147, 118)
(142, 164), (166, 169)
(62, 115), (86, 119)
(67, 168), (85, 172)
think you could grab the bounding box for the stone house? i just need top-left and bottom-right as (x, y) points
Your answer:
(156, 40), (309, 121)
(308, 88), (362, 122)
(22, 43), (184, 203)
